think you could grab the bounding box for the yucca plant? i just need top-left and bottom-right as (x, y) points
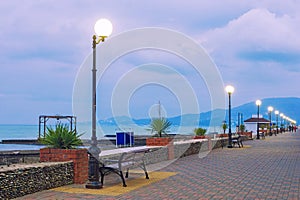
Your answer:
(149, 118), (172, 137)
(41, 123), (83, 149)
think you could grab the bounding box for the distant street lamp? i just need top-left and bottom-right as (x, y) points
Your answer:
(268, 106), (273, 136)
(256, 100), (262, 139)
(283, 115), (287, 132)
(225, 85), (234, 148)
(86, 18), (113, 189)
(280, 113), (284, 133)
(275, 110), (279, 136)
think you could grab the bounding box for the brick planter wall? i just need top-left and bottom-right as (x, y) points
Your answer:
(40, 148), (88, 184)
(193, 136), (206, 139)
(146, 137), (173, 146)
(239, 131), (253, 139)
(217, 134), (229, 138)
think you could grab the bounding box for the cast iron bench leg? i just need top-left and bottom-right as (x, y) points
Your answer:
(100, 171), (105, 185)
(125, 169), (129, 178)
(145, 171), (149, 179)
(119, 171), (127, 187)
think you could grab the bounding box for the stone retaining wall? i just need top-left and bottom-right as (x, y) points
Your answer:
(0, 162), (73, 199)
(0, 151), (40, 166)
(144, 138), (229, 164)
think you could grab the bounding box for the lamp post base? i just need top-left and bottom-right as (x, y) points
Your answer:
(86, 182), (102, 189)
(85, 152), (102, 189)
(227, 145), (233, 148)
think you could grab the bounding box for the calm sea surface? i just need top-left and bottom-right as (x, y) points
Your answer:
(0, 124), (200, 140)
(0, 124), (220, 151)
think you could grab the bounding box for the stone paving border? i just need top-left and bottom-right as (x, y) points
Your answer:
(16, 131), (300, 200)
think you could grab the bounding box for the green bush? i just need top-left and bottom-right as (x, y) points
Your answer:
(40, 123), (83, 149)
(239, 124), (245, 132)
(193, 128), (207, 136)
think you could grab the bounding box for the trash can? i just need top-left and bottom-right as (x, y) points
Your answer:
(116, 131), (134, 147)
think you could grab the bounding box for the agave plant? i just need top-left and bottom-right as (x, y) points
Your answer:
(41, 123), (83, 149)
(149, 118), (172, 137)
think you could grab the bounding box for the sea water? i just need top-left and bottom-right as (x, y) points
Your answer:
(0, 124), (219, 151)
(0, 144), (45, 151)
(0, 124), (199, 140)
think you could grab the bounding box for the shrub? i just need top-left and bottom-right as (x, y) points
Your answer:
(239, 124), (245, 133)
(193, 128), (207, 136)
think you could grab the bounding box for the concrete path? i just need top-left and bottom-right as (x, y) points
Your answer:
(16, 131), (300, 200)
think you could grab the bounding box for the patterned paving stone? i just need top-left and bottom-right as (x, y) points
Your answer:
(16, 131), (300, 200)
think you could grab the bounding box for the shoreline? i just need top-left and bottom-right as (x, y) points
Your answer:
(0, 133), (197, 144)
(0, 134), (199, 152)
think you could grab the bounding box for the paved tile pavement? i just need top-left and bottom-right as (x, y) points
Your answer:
(16, 131), (300, 200)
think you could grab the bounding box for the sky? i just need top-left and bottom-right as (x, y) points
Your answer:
(0, 0), (299, 124)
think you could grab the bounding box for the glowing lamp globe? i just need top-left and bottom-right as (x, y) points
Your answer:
(225, 85), (234, 94)
(268, 106), (273, 112)
(256, 100), (262, 106)
(94, 18), (113, 37)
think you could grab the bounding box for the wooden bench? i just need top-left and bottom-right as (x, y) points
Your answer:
(232, 135), (243, 148)
(99, 149), (149, 187)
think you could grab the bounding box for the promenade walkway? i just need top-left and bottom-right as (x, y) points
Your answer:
(16, 131), (300, 200)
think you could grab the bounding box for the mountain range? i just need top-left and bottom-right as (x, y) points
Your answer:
(99, 97), (300, 127)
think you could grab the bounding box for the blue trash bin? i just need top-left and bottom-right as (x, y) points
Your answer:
(116, 131), (134, 147)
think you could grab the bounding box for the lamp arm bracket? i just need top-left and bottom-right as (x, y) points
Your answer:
(93, 35), (107, 48)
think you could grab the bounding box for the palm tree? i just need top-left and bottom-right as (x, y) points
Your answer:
(222, 123), (228, 134)
(150, 118), (172, 137)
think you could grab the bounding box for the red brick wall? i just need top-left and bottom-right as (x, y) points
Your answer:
(146, 137), (173, 146)
(40, 148), (88, 184)
(239, 131), (253, 139)
(193, 136), (207, 139)
(217, 134), (229, 138)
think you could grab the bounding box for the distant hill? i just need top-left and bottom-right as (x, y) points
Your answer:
(99, 97), (300, 127)
(232, 97), (300, 124)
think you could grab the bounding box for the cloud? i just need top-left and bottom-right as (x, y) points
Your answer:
(197, 7), (300, 105)
(1, 0), (300, 124)
(201, 8), (300, 64)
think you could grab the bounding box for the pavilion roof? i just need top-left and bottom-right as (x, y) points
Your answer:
(244, 117), (270, 123)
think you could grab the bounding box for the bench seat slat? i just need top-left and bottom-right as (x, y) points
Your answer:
(99, 149), (149, 187)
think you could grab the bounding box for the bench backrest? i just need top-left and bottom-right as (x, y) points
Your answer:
(118, 149), (148, 170)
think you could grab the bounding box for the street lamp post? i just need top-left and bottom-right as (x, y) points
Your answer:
(268, 106), (273, 136)
(280, 113), (284, 133)
(86, 19), (113, 189)
(275, 110), (279, 136)
(256, 100), (262, 139)
(283, 115), (287, 132)
(225, 85), (234, 148)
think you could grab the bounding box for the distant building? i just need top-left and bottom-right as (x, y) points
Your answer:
(244, 115), (270, 136)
